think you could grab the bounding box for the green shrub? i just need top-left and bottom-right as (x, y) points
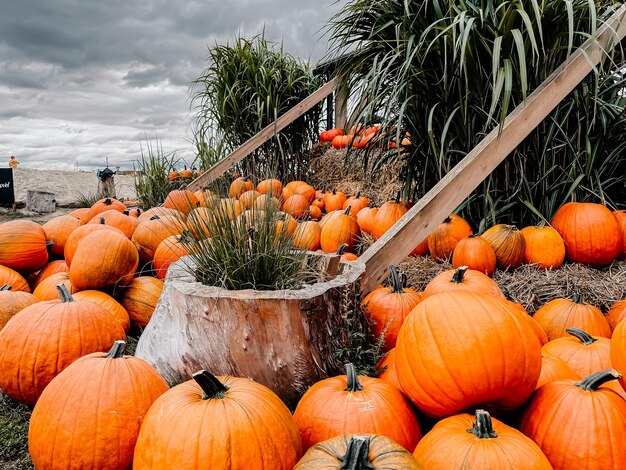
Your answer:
(133, 139), (180, 209)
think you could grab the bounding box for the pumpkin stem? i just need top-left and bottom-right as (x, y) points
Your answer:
(46, 240), (55, 251)
(150, 215), (160, 221)
(0, 285), (11, 291)
(344, 205), (352, 215)
(104, 340), (127, 359)
(401, 273), (408, 288)
(338, 435), (375, 470)
(193, 370), (228, 399)
(344, 363), (364, 392)
(337, 244), (348, 256)
(99, 217), (105, 224)
(123, 210), (129, 215)
(467, 409), (498, 439)
(576, 369), (621, 391)
(571, 293), (583, 304)
(566, 328), (596, 345)
(104, 198), (112, 205)
(443, 216), (452, 223)
(501, 287), (517, 302)
(56, 284), (74, 303)
(451, 266), (468, 283)
(389, 265), (404, 293)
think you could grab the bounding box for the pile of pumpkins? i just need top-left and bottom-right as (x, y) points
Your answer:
(167, 166), (201, 183)
(319, 126), (412, 150)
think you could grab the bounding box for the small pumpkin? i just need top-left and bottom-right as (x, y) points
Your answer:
(0, 286), (38, 331)
(32, 260), (69, 289)
(83, 198), (126, 224)
(372, 199), (408, 240)
(238, 189), (259, 210)
(427, 214), (473, 261)
(282, 194), (311, 219)
(0, 265), (30, 292)
(153, 234), (192, 280)
(343, 193), (370, 215)
(28, 340), (169, 470)
(337, 244), (358, 262)
(133, 370), (302, 469)
(256, 178), (283, 197)
(532, 294), (611, 341)
(163, 189), (199, 215)
(413, 409), (552, 470)
(293, 363), (422, 451)
(320, 206), (360, 253)
(229, 176), (254, 198)
(137, 207), (185, 224)
(295, 434), (420, 470)
(0, 220), (50, 273)
(356, 207), (378, 235)
(451, 235), (496, 275)
(424, 266), (505, 300)
(118, 276), (164, 333)
(88, 209), (138, 238)
(186, 207), (213, 240)
(42, 215), (80, 258)
(292, 221), (321, 251)
(132, 215), (186, 266)
(33, 271), (74, 300)
(481, 224), (526, 269)
(361, 266), (424, 351)
(606, 299), (626, 331)
(520, 225), (565, 269)
(323, 190), (347, 213)
(520, 369), (626, 469)
(275, 212), (298, 237)
(308, 205), (322, 221)
(536, 353), (580, 389)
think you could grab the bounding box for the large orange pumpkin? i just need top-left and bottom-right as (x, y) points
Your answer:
(343, 193), (370, 216)
(294, 434), (420, 470)
(451, 235), (496, 275)
(69, 230), (138, 292)
(118, 276), (163, 332)
(133, 370), (302, 469)
(356, 206), (378, 235)
(29, 340), (169, 470)
(536, 353), (579, 389)
(610, 319), (626, 393)
(551, 202), (621, 266)
(0, 265), (30, 292)
(163, 189), (199, 215)
(153, 234), (191, 280)
(320, 206), (360, 253)
(427, 214), (473, 261)
(0, 285), (125, 404)
(293, 363), (421, 451)
(88, 209), (138, 238)
(372, 200), (407, 240)
(137, 207), (185, 224)
(541, 328), (611, 379)
(395, 291), (542, 418)
(0, 286), (37, 331)
(292, 221), (321, 251)
(614, 210), (626, 257)
(83, 198), (126, 224)
(132, 215), (186, 266)
(229, 176), (254, 199)
(606, 299), (626, 331)
(32, 260), (69, 289)
(413, 409), (552, 469)
(73, 290), (131, 333)
(520, 225), (566, 269)
(532, 294), (611, 341)
(323, 190), (347, 213)
(256, 178), (283, 197)
(42, 215), (80, 258)
(481, 224), (526, 269)
(282, 194), (311, 219)
(64, 222), (122, 266)
(361, 266), (424, 351)
(520, 369), (626, 469)
(0, 220), (49, 273)
(424, 266), (505, 300)
(33, 271), (74, 300)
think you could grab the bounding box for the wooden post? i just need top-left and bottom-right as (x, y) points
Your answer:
(335, 77), (349, 130)
(359, 5), (626, 292)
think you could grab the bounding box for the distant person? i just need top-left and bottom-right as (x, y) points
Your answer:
(8, 156), (19, 169)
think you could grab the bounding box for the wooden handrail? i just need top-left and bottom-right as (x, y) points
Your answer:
(186, 76), (340, 191)
(359, 5), (626, 292)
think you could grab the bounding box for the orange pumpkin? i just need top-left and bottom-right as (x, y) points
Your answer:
(308, 205), (322, 221)
(70, 230), (139, 292)
(229, 176), (254, 198)
(133, 370), (302, 469)
(292, 221), (321, 251)
(356, 206), (378, 235)
(551, 202), (621, 266)
(424, 266), (505, 300)
(606, 299), (626, 331)
(275, 212), (298, 237)
(427, 214), (473, 261)
(0, 220), (50, 273)
(395, 291), (542, 418)
(193, 190), (217, 208)
(63, 221), (122, 266)
(293, 363), (421, 451)
(610, 319), (626, 392)
(0, 285), (125, 404)
(536, 353), (580, 389)
(520, 225), (565, 269)
(33, 272), (74, 300)
(323, 190), (347, 213)
(153, 234), (191, 280)
(332, 134), (353, 149)
(29, 340), (168, 470)
(295, 434), (419, 470)
(481, 224), (526, 269)
(132, 215), (186, 266)
(88, 209), (138, 239)
(282, 194), (311, 219)
(0, 286), (37, 331)
(163, 189), (199, 215)
(42, 215), (80, 258)
(137, 207), (185, 224)
(361, 265), (424, 350)
(256, 178), (283, 197)
(614, 210), (626, 257)
(413, 409), (552, 470)
(372, 200), (407, 239)
(319, 128), (344, 142)
(520, 369), (626, 469)
(68, 207), (90, 220)
(451, 235), (496, 275)
(376, 349), (402, 390)
(32, 260), (69, 289)
(338, 244), (358, 262)
(186, 207), (213, 240)
(320, 206), (360, 253)
(0, 265), (31, 292)
(254, 194), (280, 211)
(533, 294), (611, 341)
(83, 198), (126, 224)
(73, 290), (131, 333)
(343, 193), (370, 215)
(238, 189), (259, 210)
(118, 276), (163, 332)
(410, 237), (429, 257)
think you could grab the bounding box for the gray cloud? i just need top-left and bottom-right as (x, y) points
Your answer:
(0, 0), (342, 170)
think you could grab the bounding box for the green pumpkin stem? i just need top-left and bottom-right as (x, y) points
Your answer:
(571, 293), (583, 304)
(150, 215), (160, 221)
(451, 266), (468, 283)
(576, 369), (621, 391)
(104, 340), (127, 359)
(99, 217), (105, 224)
(389, 265), (405, 293)
(337, 244), (348, 256)
(338, 435), (375, 470)
(344, 363), (363, 392)
(0, 285), (11, 291)
(193, 370), (228, 399)
(46, 240), (55, 251)
(443, 216), (452, 223)
(56, 284), (74, 303)
(468, 409), (498, 439)
(104, 198), (112, 205)
(566, 328), (596, 345)
(344, 205), (352, 215)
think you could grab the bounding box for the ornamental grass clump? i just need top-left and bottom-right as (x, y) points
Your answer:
(180, 192), (315, 291)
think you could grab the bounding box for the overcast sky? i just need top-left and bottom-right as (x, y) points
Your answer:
(0, 0), (342, 170)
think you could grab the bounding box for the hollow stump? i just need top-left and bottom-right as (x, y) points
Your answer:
(135, 257), (366, 407)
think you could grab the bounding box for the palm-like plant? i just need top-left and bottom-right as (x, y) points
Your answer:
(327, 0), (625, 228)
(191, 34), (324, 181)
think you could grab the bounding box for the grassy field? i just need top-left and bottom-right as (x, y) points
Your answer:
(0, 337), (138, 468)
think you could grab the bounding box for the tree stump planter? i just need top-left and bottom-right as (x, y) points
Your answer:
(135, 255), (366, 408)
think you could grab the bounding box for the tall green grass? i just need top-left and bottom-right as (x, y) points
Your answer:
(133, 139), (180, 209)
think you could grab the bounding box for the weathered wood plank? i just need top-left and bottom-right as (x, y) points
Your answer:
(187, 77), (340, 191)
(335, 77), (349, 130)
(359, 5), (626, 292)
